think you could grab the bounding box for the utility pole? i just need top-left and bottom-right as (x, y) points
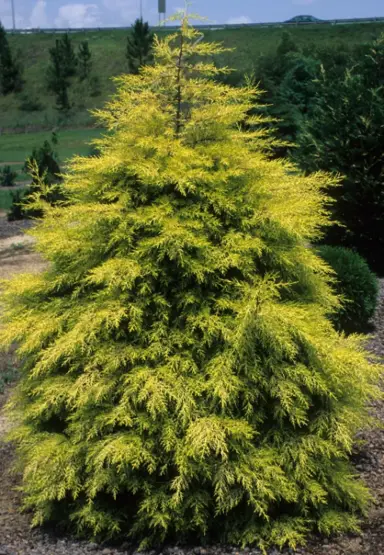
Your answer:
(11, 0), (16, 31)
(140, 0), (143, 20)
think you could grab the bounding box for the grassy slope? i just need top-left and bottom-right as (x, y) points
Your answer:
(0, 23), (383, 130)
(0, 127), (103, 163)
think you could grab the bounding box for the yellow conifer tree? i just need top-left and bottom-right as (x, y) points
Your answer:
(0, 14), (381, 552)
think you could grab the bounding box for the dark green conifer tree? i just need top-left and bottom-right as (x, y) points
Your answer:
(15, 134), (65, 218)
(0, 21), (22, 94)
(0, 165), (17, 187)
(47, 39), (71, 113)
(60, 33), (78, 77)
(0, 16), (381, 553)
(126, 18), (154, 74)
(78, 40), (92, 81)
(277, 31), (299, 57)
(294, 36), (384, 274)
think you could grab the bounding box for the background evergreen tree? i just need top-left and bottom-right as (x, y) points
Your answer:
(276, 30), (299, 57)
(60, 33), (78, 77)
(0, 17), (381, 552)
(252, 33), (319, 156)
(23, 133), (61, 186)
(55, 80), (71, 113)
(0, 164), (17, 187)
(252, 35), (359, 158)
(10, 133), (65, 219)
(294, 37), (384, 274)
(0, 21), (22, 94)
(126, 18), (154, 74)
(47, 39), (71, 113)
(78, 40), (92, 81)
(7, 188), (26, 221)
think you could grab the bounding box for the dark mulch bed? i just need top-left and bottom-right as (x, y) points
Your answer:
(0, 217), (34, 240)
(0, 221), (383, 554)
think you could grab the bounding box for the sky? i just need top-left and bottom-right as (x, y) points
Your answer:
(0, 0), (383, 30)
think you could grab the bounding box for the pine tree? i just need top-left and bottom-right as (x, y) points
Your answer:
(78, 40), (92, 81)
(47, 39), (71, 113)
(60, 33), (78, 77)
(47, 34), (77, 88)
(55, 80), (71, 113)
(23, 134), (61, 186)
(276, 31), (299, 58)
(14, 134), (66, 219)
(0, 16), (381, 552)
(0, 21), (22, 94)
(0, 165), (17, 187)
(126, 18), (154, 74)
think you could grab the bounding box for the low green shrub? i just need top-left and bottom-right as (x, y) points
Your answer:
(7, 188), (27, 221)
(0, 165), (17, 187)
(317, 245), (379, 334)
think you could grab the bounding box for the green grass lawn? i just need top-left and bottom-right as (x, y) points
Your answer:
(1, 22), (384, 130)
(0, 127), (104, 167)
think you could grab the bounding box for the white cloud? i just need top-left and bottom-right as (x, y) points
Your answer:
(54, 3), (101, 28)
(226, 15), (252, 25)
(30, 0), (49, 28)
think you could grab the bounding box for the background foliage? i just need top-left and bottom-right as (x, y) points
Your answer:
(316, 245), (379, 334)
(0, 22), (384, 129)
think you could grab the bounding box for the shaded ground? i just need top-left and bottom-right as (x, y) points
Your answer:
(0, 215), (34, 240)
(0, 214), (383, 555)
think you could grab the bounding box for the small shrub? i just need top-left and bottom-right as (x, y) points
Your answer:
(7, 188), (26, 221)
(317, 245), (379, 334)
(21, 135), (65, 218)
(0, 165), (17, 187)
(23, 134), (61, 186)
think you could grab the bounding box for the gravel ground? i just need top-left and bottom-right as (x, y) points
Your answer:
(0, 218), (383, 555)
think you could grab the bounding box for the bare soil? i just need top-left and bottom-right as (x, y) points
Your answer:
(0, 213), (383, 555)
